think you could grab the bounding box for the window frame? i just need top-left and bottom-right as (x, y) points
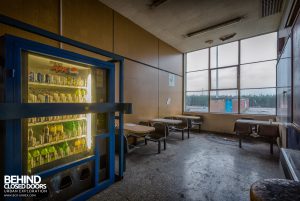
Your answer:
(184, 32), (278, 115)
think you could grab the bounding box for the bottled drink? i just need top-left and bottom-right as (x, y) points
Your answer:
(28, 152), (33, 171)
(32, 149), (41, 167)
(48, 146), (57, 161)
(72, 122), (78, 136)
(28, 128), (34, 147)
(56, 124), (64, 140)
(40, 147), (49, 165)
(78, 121), (82, 136)
(62, 142), (70, 156)
(49, 125), (57, 142)
(44, 125), (50, 143)
(58, 145), (64, 158)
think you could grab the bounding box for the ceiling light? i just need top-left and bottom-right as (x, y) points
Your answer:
(149, 0), (168, 9)
(186, 16), (245, 37)
(219, 33), (236, 41)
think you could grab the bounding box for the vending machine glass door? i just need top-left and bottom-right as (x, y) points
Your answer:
(22, 52), (107, 174)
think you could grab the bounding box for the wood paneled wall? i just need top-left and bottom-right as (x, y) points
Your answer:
(0, 0), (60, 46)
(114, 12), (159, 67)
(0, 0), (183, 124)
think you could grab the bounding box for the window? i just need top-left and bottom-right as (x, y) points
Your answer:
(211, 67), (237, 89)
(217, 42), (239, 67)
(186, 70), (209, 91)
(187, 49), (209, 72)
(184, 32), (277, 115)
(186, 91), (209, 112)
(240, 61), (276, 88)
(241, 32), (277, 64)
(185, 49), (209, 112)
(240, 88), (276, 115)
(210, 90), (238, 113)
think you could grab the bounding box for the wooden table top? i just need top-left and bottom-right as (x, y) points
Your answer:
(120, 123), (155, 134)
(236, 119), (280, 126)
(173, 115), (201, 120)
(151, 118), (182, 124)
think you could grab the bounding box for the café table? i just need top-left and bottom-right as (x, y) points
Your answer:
(151, 118), (184, 139)
(172, 115), (203, 132)
(235, 119), (281, 126)
(151, 118), (182, 125)
(234, 119), (280, 154)
(116, 123), (155, 152)
(172, 115), (201, 120)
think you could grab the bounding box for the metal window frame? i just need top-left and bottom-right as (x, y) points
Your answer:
(184, 31), (278, 115)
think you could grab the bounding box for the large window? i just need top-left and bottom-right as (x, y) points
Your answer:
(185, 32), (277, 115)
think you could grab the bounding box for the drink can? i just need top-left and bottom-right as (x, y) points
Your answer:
(37, 73), (44, 82)
(45, 74), (50, 83)
(45, 94), (49, 103)
(29, 72), (35, 82)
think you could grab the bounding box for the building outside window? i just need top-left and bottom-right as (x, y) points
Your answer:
(184, 32), (277, 115)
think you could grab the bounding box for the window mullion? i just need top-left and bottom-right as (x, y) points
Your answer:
(238, 40), (241, 114)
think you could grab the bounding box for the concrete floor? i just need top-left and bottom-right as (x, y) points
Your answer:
(89, 132), (284, 201)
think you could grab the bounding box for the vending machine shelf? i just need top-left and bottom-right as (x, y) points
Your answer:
(28, 116), (87, 127)
(28, 135), (87, 151)
(29, 81), (87, 89)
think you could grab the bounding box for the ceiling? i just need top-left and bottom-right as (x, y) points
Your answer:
(99, 0), (285, 52)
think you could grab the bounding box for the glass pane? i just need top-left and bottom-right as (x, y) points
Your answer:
(210, 47), (217, 68)
(186, 70), (208, 91)
(211, 67), (237, 89)
(217, 41), (238, 67)
(281, 37), (291, 59)
(187, 49), (209, 71)
(97, 113), (108, 133)
(210, 90), (238, 113)
(240, 60), (276, 88)
(26, 53), (93, 103)
(185, 91), (209, 112)
(97, 137), (110, 182)
(277, 87), (292, 122)
(241, 32), (277, 64)
(26, 113), (94, 174)
(240, 88), (276, 115)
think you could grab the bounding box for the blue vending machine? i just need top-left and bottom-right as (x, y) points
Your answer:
(0, 35), (126, 201)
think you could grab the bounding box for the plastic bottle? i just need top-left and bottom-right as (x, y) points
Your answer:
(49, 125), (57, 142)
(40, 148), (49, 165)
(77, 121), (82, 136)
(28, 152), (33, 170)
(56, 124), (64, 140)
(28, 128), (34, 147)
(44, 125), (50, 143)
(32, 149), (41, 167)
(62, 142), (70, 156)
(48, 146), (57, 161)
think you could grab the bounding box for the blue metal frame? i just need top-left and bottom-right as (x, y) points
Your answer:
(1, 34), (123, 200)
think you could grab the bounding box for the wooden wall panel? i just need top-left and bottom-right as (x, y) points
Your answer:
(62, 0), (113, 52)
(114, 12), (159, 67)
(159, 41), (183, 75)
(123, 59), (158, 123)
(158, 71), (182, 117)
(0, 0), (59, 47)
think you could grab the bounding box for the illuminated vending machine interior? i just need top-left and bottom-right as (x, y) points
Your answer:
(23, 52), (107, 174)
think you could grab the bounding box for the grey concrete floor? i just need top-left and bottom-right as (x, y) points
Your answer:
(89, 132), (284, 201)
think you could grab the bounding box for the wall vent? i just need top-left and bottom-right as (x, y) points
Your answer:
(262, 0), (283, 17)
